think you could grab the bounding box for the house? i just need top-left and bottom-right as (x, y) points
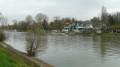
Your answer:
(94, 26), (102, 33)
(93, 23), (104, 33)
(63, 26), (70, 32)
(62, 22), (75, 32)
(63, 21), (93, 33)
(74, 21), (93, 32)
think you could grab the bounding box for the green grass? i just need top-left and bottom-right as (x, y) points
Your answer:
(0, 48), (29, 67)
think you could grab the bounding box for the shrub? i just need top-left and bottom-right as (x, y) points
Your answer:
(0, 31), (6, 42)
(26, 29), (46, 56)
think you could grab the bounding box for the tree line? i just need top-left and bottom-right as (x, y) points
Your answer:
(7, 13), (49, 31)
(1, 6), (120, 33)
(8, 16), (78, 32)
(91, 6), (120, 33)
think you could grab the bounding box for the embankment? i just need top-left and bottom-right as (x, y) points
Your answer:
(0, 42), (53, 67)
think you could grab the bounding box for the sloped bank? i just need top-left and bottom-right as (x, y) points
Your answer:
(0, 42), (53, 67)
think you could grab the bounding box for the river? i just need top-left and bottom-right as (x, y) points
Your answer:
(5, 31), (120, 67)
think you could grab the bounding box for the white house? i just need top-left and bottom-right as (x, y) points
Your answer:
(63, 21), (93, 33)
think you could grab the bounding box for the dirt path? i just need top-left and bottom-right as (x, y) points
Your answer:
(0, 42), (53, 67)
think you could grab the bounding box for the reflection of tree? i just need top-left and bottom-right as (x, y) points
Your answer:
(37, 35), (48, 53)
(92, 35), (106, 57)
(100, 36), (107, 57)
(100, 35), (120, 58)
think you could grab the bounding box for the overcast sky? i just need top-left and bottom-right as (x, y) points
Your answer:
(0, 0), (120, 24)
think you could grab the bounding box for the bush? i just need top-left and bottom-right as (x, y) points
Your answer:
(26, 29), (46, 56)
(0, 31), (6, 42)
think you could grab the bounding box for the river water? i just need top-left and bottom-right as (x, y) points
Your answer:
(5, 31), (120, 67)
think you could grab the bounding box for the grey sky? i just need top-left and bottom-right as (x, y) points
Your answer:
(0, 0), (120, 24)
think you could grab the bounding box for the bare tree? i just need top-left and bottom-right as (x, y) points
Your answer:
(26, 14), (47, 56)
(101, 6), (108, 24)
(54, 16), (60, 21)
(35, 13), (49, 30)
(91, 17), (101, 28)
(42, 20), (49, 30)
(53, 16), (62, 31)
(13, 20), (18, 24)
(100, 6), (109, 32)
(26, 31), (46, 56)
(0, 13), (8, 29)
(0, 13), (6, 42)
(35, 13), (48, 23)
(26, 15), (33, 25)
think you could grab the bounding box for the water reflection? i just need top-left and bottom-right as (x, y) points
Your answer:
(37, 35), (48, 54)
(101, 35), (120, 58)
(5, 31), (27, 52)
(5, 32), (120, 67)
(5, 31), (48, 54)
(37, 34), (120, 67)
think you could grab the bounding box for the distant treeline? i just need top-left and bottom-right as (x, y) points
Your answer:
(91, 6), (120, 33)
(5, 14), (78, 32)
(1, 6), (120, 32)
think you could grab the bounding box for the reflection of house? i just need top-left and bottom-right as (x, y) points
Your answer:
(63, 21), (93, 33)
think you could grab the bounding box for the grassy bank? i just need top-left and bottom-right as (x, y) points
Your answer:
(0, 42), (53, 67)
(101, 33), (120, 36)
(0, 46), (29, 67)
(72, 32), (120, 36)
